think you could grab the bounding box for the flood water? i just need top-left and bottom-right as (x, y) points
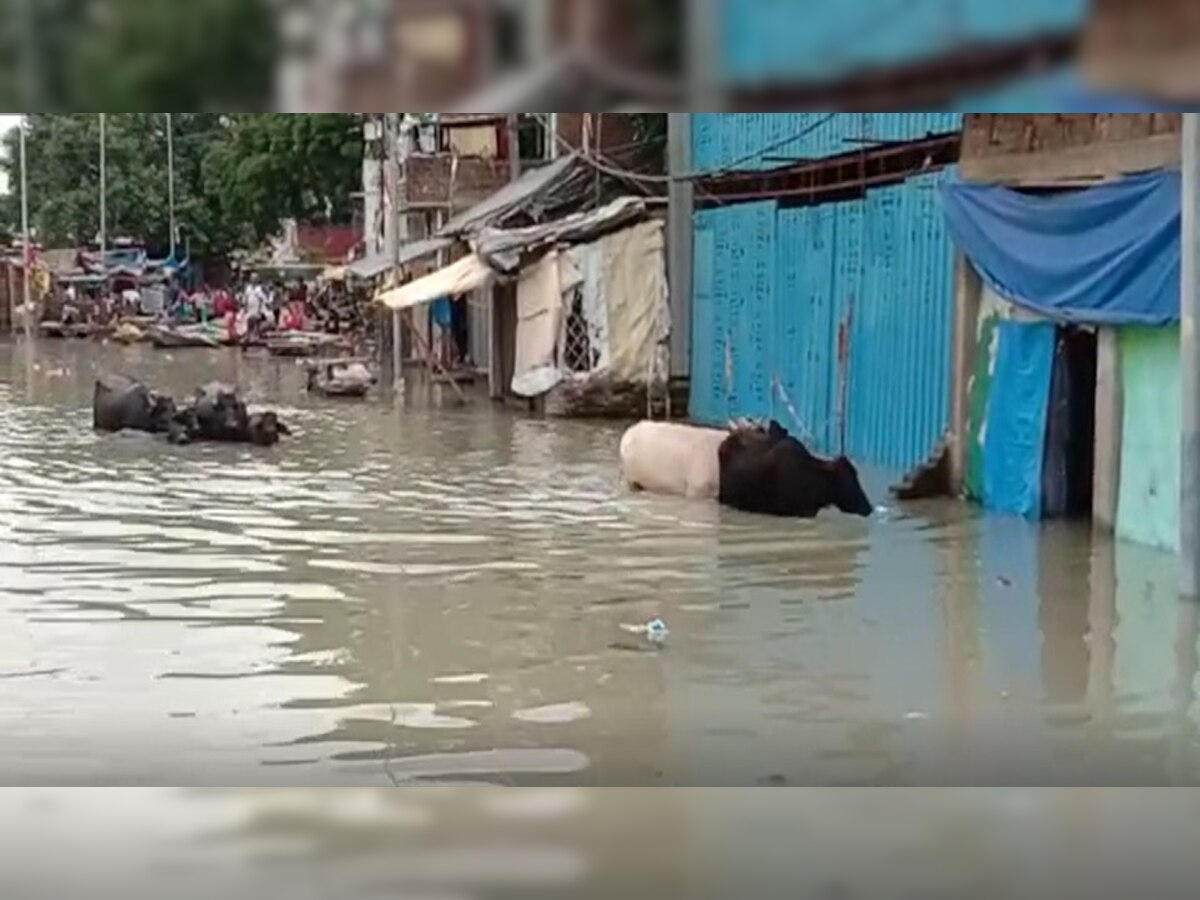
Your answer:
(1, 338), (1198, 786)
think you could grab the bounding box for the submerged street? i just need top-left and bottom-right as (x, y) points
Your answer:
(1, 339), (1198, 786)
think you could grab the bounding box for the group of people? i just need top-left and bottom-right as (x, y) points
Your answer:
(45, 271), (371, 345)
(168, 276), (365, 341)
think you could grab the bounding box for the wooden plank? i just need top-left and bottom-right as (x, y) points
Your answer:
(960, 133), (1181, 185)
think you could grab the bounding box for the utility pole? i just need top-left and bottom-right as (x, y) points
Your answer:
(19, 119), (31, 339)
(667, 113), (693, 383)
(384, 113), (403, 391)
(1182, 112), (1200, 597)
(99, 114), (107, 275)
(166, 113), (176, 260)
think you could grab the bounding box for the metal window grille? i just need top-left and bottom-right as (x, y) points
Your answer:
(560, 287), (598, 374)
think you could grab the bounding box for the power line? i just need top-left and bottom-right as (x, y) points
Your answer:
(535, 113), (842, 185)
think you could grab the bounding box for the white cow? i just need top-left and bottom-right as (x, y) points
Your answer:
(618, 421), (732, 501)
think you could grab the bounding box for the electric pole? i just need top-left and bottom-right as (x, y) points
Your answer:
(19, 120), (31, 339)
(99, 114), (108, 274)
(167, 113), (176, 260)
(384, 113), (403, 390)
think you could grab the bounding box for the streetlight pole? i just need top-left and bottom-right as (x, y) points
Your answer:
(1181, 112), (1200, 597)
(19, 119), (31, 339)
(99, 113), (108, 273)
(166, 113), (176, 260)
(384, 113), (403, 391)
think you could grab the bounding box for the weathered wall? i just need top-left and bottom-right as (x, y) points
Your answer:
(404, 156), (511, 210)
(961, 113), (1183, 184)
(556, 113), (639, 155)
(692, 113), (963, 173)
(1116, 326), (1180, 552)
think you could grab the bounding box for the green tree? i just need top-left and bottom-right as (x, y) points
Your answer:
(201, 114), (365, 248)
(0, 114), (234, 256)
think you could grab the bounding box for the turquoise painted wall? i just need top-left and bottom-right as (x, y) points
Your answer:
(1117, 328), (1180, 553)
(690, 172), (954, 473)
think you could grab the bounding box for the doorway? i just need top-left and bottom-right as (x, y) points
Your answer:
(1041, 326), (1098, 520)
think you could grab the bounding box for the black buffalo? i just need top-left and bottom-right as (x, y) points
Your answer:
(172, 383), (291, 447)
(95, 376), (289, 447)
(717, 420), (873, 519)
(93, 375), (177, 435)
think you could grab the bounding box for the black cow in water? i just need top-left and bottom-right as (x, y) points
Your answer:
(717, 420), (873, 519)
(93, 374), (177, 435)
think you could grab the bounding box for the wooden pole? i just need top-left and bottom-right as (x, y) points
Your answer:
(400, 308), (468, 405)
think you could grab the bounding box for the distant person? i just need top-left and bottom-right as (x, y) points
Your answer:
(281, 298), (307, 332)
(243, 275), (269, 332)
(212, 286), (236, 319)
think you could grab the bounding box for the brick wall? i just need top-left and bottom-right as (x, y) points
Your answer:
(961, 113), (1184, 184)
(404, 155), (511, 210)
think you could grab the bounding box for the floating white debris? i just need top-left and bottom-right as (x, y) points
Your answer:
(620, 618), (669, 645)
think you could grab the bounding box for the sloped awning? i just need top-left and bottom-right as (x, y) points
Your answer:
(376, 253), (494, 311)
(347, 254), (392, 280)
(438, 154), (581, 237)
(473, 196), (648, 274)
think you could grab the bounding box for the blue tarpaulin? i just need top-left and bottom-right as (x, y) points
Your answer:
(941, 170), (1181, 326)
(983, 321), (1057, 519)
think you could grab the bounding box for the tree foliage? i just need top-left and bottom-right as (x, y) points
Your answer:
(201, 114), (365, 249)
(1, 113), (363, 261)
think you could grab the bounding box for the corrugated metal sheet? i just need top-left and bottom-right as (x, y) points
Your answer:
(690, 172), (955, 473)
(692, 113), (963, 173)
(718, 0), (1087, 86)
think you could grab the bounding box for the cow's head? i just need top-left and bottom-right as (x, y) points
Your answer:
(830, 457), (873, 517)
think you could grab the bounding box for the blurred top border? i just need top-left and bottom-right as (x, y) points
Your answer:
(1, 0), (1196, 112)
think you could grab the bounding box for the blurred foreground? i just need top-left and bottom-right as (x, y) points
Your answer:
(3, 788), (1200, 899)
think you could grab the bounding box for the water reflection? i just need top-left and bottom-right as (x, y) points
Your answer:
(0, 338), (1198, 785)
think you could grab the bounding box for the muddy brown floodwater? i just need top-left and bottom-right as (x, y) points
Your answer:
(1, 337), (1198, 786)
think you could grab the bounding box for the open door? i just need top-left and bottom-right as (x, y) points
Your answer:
(1041, 327), (1098, 521)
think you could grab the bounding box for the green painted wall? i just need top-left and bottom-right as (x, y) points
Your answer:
(1117, 327), (1180, 553)
(965, 312), (999, 502)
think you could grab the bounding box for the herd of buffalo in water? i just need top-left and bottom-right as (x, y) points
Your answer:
(92, 375), (872, 520)
(93, 375), (290, 447)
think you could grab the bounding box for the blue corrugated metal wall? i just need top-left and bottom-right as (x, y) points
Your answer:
(692, 113), (963, 174)
(718, 0), (1088, 86)
(690, 173), (955, 473)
